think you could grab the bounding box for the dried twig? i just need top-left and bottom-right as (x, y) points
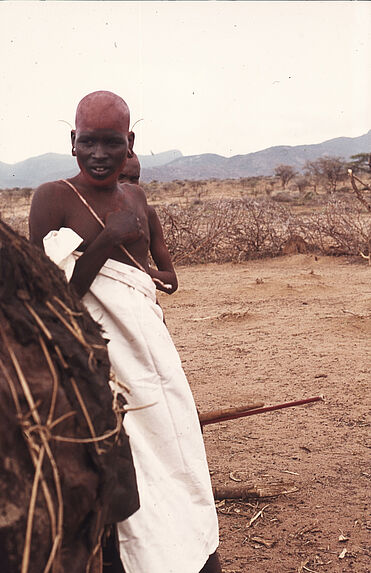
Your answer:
(213, 483), (298, 501)
(247, 505), (269, 528)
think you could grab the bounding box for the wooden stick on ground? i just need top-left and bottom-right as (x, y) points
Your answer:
(213, 482), (298, 501)
(200, 396), (323, 427)
(199, 402), (264, 426)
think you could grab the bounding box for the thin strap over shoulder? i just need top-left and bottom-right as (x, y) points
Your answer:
(60, 179), (147, 273)
(62, 179), (106, 229)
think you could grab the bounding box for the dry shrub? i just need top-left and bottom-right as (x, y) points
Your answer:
(227, 199), (293, 260)
(158, 198), (294, 264)
(298, 195), (370, 256)
(157, 200), (236, 264)
(1, 184), (369, 265)
(157, 195), (370, 264)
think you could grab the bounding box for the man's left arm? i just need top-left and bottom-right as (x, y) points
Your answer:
(148, 206), (178, 294)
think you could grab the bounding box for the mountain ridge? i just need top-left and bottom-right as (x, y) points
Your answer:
(0, 131), (370, 188)
(141, 130), (371, 182)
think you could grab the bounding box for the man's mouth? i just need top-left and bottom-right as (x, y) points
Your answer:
(90, 166), (111, 177)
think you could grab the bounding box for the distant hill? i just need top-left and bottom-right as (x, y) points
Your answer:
(0, 154), (79, 189)
(141, 130), (371, 182)
(0, 149), (183, 188)
(139, 150), (182, 169)
(1, 131), (370, 187)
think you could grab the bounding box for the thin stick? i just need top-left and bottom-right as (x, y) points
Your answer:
(45, 301), (91, 350)
(26, 443), (57, 549)
(247, 505), (269, 528)
(68, 376), (101, 454)
(21, 447), (46, 573)
(38, 335), (59, 426)
(199, 402), (264, 425)
(24, 302), (53, 340)
(0, 356), (23, 416)
(201, 396), (323, 426)
(49, 411), (76, 429)
(52, 417), (121, 444)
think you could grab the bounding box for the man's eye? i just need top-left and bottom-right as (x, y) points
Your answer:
(79, 139), (94, 146)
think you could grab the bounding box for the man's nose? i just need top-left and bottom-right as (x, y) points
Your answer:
(92, 143), (108, 158)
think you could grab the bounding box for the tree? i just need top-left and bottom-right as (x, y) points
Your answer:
(304, 156), (345, 193)
(295, 176), (310, 193)
(348, 153), (371, 174)
(274, 164), (297, 188)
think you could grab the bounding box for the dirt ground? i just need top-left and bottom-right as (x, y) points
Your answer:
(159, 255), (370, 573)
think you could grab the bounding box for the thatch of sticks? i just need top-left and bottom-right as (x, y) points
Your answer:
(0, 220), (139, 573)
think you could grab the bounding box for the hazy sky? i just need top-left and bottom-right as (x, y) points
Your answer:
(1, 1), (371, 164)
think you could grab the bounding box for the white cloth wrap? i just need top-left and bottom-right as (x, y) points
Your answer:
(43, 229), (219, 573)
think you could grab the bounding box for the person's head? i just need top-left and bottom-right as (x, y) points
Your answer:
(118, 152), (141, 185)
(71, 91), (134, 187)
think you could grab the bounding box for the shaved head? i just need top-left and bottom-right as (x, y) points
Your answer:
(119, 152), (141, 184)
(75, 91), (130, 132)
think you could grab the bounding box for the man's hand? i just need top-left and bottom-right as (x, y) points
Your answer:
(105, 209), (143, 246)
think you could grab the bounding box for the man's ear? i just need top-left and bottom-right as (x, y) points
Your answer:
(127, 131), (135, 158)
(71, 130), (76, 156)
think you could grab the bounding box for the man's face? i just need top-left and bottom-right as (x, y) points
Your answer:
(72, 94), (132, 187)
(73, 127), (129, 187)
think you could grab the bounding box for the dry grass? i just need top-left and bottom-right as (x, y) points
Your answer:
(0, 187), (33, 237)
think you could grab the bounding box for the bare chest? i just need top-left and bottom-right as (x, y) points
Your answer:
(62, 186), (149, 247)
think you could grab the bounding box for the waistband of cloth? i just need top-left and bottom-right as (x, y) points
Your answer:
(73, 252), (157, 303)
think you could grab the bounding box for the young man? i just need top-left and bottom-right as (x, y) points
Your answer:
(119, 151), (178, 295)
(29, 91), (221, 573)
(118, 151), (141, 185)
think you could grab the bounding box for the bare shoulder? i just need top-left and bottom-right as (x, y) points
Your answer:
(32, 179), (67, 203)
(29, 180), (68, 247)
(121, 182), (148, 212)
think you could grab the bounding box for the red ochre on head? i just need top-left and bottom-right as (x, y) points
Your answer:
(75, 91), (130, 133)
(119, 153), (141, 183)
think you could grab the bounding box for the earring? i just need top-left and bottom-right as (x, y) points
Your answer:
(72, 147), (76, 156)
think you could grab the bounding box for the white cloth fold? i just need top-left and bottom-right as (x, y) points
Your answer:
(43, 227), (83, 281)
(43, 229), (219, 573)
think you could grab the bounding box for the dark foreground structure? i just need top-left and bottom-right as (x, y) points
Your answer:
(0, 220), (139, 573)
